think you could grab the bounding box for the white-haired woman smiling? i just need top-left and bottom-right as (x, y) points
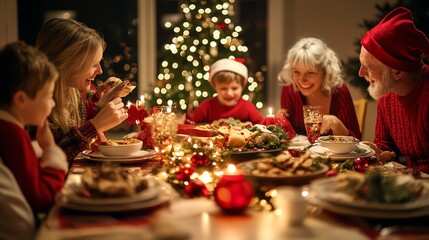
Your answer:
(278, 37), (361, 140)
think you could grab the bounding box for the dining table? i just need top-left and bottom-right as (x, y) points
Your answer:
(35, 143), (429, 240)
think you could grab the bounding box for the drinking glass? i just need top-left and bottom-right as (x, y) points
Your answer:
(150, 106), (178, 159)
(303, 105), (323, 144)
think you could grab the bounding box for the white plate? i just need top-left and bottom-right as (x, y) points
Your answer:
(56, 178), (174, 212)
(307, 194), (429, 219)
(309, 177), (429, 211)
(309, 143), (374, 160)
(65, 177), (160, 205)
(81, 150), (156, 162)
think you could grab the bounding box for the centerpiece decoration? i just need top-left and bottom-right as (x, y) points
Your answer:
(154, 136), (228, 198)
(125, 96), (155, 149)
(260, 109), (296, 141)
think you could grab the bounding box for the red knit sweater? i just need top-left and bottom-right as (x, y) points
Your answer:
(280, 84), (362, 140)
(375, 66), (429, 173)
(192, 97), (263, 124)
(0, 120), (66, 214)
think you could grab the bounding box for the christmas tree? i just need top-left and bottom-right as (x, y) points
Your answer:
(150, 0), (262, 113)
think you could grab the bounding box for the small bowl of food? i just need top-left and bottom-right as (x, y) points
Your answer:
(318, 135), (359, 154)
(98, 139), (143, 157)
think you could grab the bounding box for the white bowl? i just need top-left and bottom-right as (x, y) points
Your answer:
(318, 135), (359, 154)
(98, 139), (143, 157)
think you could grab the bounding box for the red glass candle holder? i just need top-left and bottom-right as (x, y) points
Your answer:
(214, 166), (254, 214)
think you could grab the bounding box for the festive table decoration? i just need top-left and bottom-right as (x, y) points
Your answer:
(155, 136), (228, 198)
(354, 157), (369, 173)
(184, 179), (210, 198)
(260, 112), (296, 141)
(126, 103), (149, 127)
(214, 164), (254, 214)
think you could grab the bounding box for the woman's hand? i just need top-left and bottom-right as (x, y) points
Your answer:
(36, 120), (55, 149)
(361, 141), (396, 162)
(91, 97), (128, 133)
(320, 115), (348, 136)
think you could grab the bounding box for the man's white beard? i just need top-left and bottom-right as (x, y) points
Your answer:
(368, 68), (394, 100)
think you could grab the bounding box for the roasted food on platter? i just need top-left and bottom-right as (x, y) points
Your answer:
(237, 151), (328, 187)
(80, 165), (148, 198)
(241, 151), (324, 177)
(334, 170), (428, 203)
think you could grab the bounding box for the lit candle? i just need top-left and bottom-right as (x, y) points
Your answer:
(140, 95), (145, 109)
(261, 107), (277, 126)
(214, 164), (254, 214)
(267, 107), (275, 118)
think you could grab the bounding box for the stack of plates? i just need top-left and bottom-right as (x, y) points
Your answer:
(81, 150), (156, 163)
(306, 177), (429, 219)
(56, 177), (172, 212)
(309, 142), (375, 161)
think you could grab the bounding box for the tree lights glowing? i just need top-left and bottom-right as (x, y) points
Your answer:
(150, 0), (263, 112)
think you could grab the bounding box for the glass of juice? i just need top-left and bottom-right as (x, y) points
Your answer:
(303, 105), (323, 144)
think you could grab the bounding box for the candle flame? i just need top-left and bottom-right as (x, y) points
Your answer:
(140, 95), (145, 102)
(227, 164), (236, 173)
(269, 107), (273, 115)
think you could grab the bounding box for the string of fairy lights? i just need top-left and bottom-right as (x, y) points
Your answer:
(151, 0), (264, 112)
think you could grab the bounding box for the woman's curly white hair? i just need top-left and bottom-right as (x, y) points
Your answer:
(278, 37), (344, 95)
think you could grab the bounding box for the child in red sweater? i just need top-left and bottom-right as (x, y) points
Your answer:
(187, 58), (263, 124)
(0, 41), (68, 222)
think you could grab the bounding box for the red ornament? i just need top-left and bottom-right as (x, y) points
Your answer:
(214, 171), (254, 214)
(176, 166), (196, 181)
(326, 169), (338, 177)
(354, 157), (369, 173)
(191, 152), (210, 167)
(135, 123), (154, 149)
(288, 149), (302, 157)
(216, 22), (227, 30)
(184, 180), (209, 198)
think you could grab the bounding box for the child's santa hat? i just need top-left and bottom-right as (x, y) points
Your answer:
(208, 58), (248, 86)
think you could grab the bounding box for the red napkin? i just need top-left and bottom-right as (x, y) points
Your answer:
(261, 115), (296, 140)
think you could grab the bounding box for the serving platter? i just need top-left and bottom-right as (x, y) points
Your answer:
(56, 177), (173, 212)
(309, 177), (429, 211)
(306, 193), (429, 219)
(64, 177), (160, 205)
(237, 158), (329, 187)
(224, 149), (283, 163)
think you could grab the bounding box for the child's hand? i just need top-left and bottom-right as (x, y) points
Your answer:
(185, 107), (196, 125)
(36, 120), (55, 150)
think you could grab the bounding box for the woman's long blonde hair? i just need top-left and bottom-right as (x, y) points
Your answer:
(35, 18), (106, 134)
(278, 37), (344, 95)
